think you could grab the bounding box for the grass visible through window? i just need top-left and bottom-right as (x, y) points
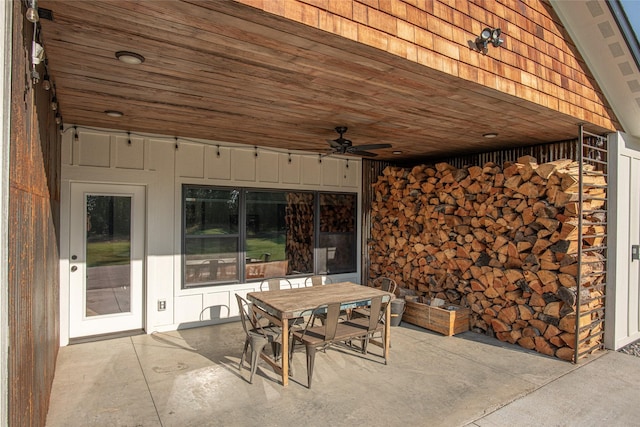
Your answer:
(246, 236), (285, 261)
(87, 241), (131, 267)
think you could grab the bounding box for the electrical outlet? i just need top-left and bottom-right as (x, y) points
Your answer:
(158, 300), (166, 311)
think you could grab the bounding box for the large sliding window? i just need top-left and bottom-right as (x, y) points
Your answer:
(182, 185), (356, 288)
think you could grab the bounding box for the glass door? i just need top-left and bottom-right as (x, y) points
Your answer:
(69, 183), (145, 338)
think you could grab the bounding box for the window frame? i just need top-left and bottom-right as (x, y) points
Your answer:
(181, 185), (357, 288)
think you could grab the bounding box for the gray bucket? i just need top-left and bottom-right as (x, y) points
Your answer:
(389, 299), (405, 327)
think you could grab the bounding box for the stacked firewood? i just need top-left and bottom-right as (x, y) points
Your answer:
(368, 156), (606, 361)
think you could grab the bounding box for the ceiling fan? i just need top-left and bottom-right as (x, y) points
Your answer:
(325, 126), (391, 157)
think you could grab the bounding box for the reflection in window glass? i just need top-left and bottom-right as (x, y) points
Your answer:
(85, 195), (131, 316)
(181, 186), (352, 287)
(245, 191), (314, 280)
(183, 187), (240, 285)
(319, 193), (357, 274)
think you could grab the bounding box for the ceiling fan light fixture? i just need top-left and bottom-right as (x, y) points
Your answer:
(324, 126), (392, 157)
(115, 51), (145, 65)
(393, 150), (403, 155)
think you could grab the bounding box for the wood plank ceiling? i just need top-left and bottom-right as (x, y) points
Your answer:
(37, 0), (614, 161)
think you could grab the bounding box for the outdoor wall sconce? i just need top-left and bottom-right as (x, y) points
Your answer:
(469, 27), (504, 54)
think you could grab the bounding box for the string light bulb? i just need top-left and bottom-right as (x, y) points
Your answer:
(42, 74), (51, 90)
(73, 126), (79, 142)
(26, 0), (39, 23)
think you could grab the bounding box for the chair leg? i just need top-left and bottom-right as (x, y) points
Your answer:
(239, 338), (250, 371)
(271, 342), (280, 361)
(288, 339), (297, 377)
(249, 339), (268, 384)
(306, 346), (317, 388)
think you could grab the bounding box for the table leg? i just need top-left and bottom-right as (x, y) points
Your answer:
(281, 317), (289, 386)
(384, 303), (391, 364)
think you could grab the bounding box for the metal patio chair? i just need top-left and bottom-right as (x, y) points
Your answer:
(236, 293), (284, 384)
(304, 275), (333, 287)
(259, 277), (293, 291)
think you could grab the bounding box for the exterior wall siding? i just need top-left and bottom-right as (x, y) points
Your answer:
(59, 127), (362, 344)
(237, 0), (618, 132)
(8, 2), (61, 425)
(606, 132), (640, 350)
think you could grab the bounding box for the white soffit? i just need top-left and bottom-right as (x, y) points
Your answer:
(550, 0), (640, 138)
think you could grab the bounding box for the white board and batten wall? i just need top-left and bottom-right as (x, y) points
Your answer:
(59, 126), (361, 345)
(606, 132), (640, 350)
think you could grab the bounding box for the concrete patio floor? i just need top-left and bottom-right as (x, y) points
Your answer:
(46, 321), (640, 427)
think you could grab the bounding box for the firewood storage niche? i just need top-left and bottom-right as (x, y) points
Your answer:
(364, 132), (607, 362)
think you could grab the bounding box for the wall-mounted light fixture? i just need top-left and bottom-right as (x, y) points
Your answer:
(469, 27), (504, 55)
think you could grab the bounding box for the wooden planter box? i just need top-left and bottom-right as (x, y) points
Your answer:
(402, 301), (471, 336)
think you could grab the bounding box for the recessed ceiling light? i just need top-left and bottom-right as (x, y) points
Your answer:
(115, 51), (145, 65)
(105, 110), (124, 118)
(483, 133), (498, 138)
(392, 150), (403, 155)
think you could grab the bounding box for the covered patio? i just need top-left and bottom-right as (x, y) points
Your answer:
(45, 322), (640, 426)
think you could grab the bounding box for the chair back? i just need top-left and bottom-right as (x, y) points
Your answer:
(373, 277), (397, 295)
(321, 302), (342, 341)
(301, 302), (342, 341)
(236, 294), (256, 335)
(365, 296), (384, 332)
(305, 275), (327, 287)
(260, 277), (292, 291)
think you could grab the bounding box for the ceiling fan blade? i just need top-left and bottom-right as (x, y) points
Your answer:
(347, 149), (379, 157)
(327, 139), (343, 148)
(351, 143), (392, 150)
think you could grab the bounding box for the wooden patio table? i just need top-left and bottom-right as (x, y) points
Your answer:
(246, 281), (393, 386)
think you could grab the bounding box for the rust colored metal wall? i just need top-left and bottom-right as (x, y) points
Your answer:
(8, 2), (61, 425)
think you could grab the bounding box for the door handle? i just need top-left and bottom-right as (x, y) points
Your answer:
(70, 266), (78, 272)
(633, 245), (639, 261)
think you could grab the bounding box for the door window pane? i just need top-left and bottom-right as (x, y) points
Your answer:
(86, 195), (131, 316)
